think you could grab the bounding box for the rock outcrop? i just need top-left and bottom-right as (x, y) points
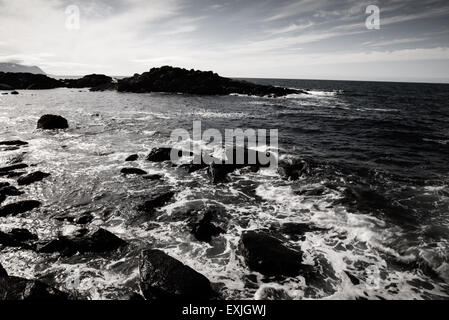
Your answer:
(139, 249), (216, 300)
(37, 114), (69, 130)
(0, 200), (41, 217)
(118, 66), (304, 96)
(17, 171), (51, 186)
(239, 230), (304, 277)
(0, 72), (62, 89)
(63, 74), (114, 91)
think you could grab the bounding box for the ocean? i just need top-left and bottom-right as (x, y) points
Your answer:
(1, 78), (449, 299)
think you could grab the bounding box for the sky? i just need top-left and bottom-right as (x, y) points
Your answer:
(0, 0), (449, 82)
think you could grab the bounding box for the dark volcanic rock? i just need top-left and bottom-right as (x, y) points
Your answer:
(239, 230), (304, 277)
(11, 90), (19, 95)
(17, 171), (50, 186)
(63, 74), (113, 89)
(139, 249), (215, 300)
(37, 228), (126, 256)
(125, 154), (139, 161)
(188, 206), (227, 242)
(0, 140), (28, 146)
(142, 174), (163, 181)
(37, 114), (69, 130)
(0, 264), (7, 277)
(0, 185), (23, 197)
(121, 167), (148, 175)
(118, 66), (304, 97)
(0, 276), (68, 300)
(0, 200), (41, 217)
(0, 229), (37, 249)
(0, 72), (62, 90)
(146, 147), (188, 162)
(278, 158), (309, 181)
(138, 189), (175, 212)
(75, 213), (94, 225)
(0, 163), (28, 173)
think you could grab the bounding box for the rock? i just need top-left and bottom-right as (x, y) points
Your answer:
(189, 206), (227, 242)
(0, 229), (37, 249)
(10, 91), (19, 95)
(0, 200), (41, 217)
(125, 154), (138, 161)
(0, 185), (23, 197)
(146, 147), (176, 162)
(117, 66), (305, 97)
(0, 163), (28, 173)
(37, 228), (126, 256)
(0, 264), (7, 277)
(0, 140), (28, 146)
(139, 249), (215, 300)
(17, 171), (50, 186)
(7, 153), (26, 165)
(239, 230), (304, 277)
(138, 189), (175, 212)
(75, 213), (94, 225)
(179, 162), (208, 173)
(0, 182), (9, 189)
(0, 276), (68, 300)
(37, 114), (68, 130)
(0, 72), (63, 90)
(63, 74), (113, 89)
(142, 174), (163, 181)
(121, 168), (148, 175)
(278, 158), (309, 180)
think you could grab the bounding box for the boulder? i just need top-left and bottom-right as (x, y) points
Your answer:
(0, 185), (23, 197)
(146, 147), (176, 162)
(120, 168), (147, 175)
(188, 206), (227, 242)
(37, 228), (126, 256)
(10, 91), (19, 95)
(17, 171), (50, 186)
(138, 189), (175, 212)
(125, 154), (138, 162)
(239, 230), (304, 277)
(0, 140), (28, 146)
(0, 200), (41, 217)
(0, 229), (37, 249)
(139, 249), (215, 300)
(37, 114), (69, 130)
(0, 163), (28, 173)
(142, 174), (163, 181)
(0, 276), (68, 300)
(278, 158), (309, 180)
(117, 66), (305, 97)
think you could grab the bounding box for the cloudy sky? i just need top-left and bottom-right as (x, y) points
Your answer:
(1, 0), (449, 82)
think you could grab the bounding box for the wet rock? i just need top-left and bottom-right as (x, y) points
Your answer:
(0, 163), (28, 173)
(121, 168), (148, 175)
(0, 185), (23, 197)
(7, 153), (26, 165)
(188, 206), (227, 242)
(139, 249), (216, 300)
(0, 264), (7, 277)
(10, 91), (19, 95)
(278, 158), (309, 180)
(0, 182), (10, 188)
(0, 229), (36, 249)
(17, 171), (50, 186)
(125, 154), (138, 162)
(117, 66), (304, 97)
(37, 114), (69, 130)
(0, 140), (28, 146)
(344, 271), (360, 285)
(5, 171), (26, 178)
(0, 276), (68, 300)
(0, 200), (41, 217)
(239, 230), (304, 277)
(37, 228), (126, 256)
(138, 189), (175, 212)
(146, 147), (176, 162)
(142, 174), (163, 181)
(74, 213), (94, 225)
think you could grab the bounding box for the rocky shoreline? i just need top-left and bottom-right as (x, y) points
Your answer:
(0, 113), (332, 300)
(0, 66), (305, 96)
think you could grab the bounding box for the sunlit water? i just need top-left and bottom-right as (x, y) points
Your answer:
(1, 79), (449, 300)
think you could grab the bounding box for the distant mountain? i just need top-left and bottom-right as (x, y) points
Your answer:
(0, 63), (45, 74)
